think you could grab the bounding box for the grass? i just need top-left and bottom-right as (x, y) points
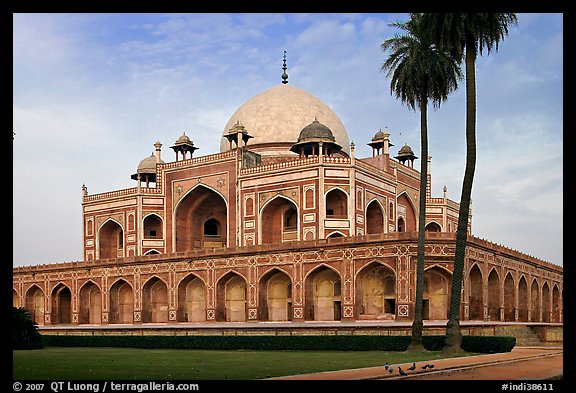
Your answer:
(13, 346), (479, 380)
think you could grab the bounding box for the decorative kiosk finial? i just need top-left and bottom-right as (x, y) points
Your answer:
(281, 50), (288, 84)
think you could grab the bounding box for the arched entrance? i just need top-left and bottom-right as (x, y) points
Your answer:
(78, 281), (102, 324)
(259, 269), (292, 321)
(530, 279), (540, 322)
(261, 196), (298, 244)
(365, 200), (385, 235)
(98, 220), (124, 259)
(304, 266), (341, 321)
(518, 276), (529, 321)
(109, 279), (134, 324)
(468, 265), (483, 320)
(503, 273), (515, 321)
(396, 193), (416, 232)
(174, 185), (227, 251)
(487, 269), (500, 321)
(423, 266), (451, 320)
(551, 285), (561, 322)
(142, 277), (169, 323)
(325, 189), (347, 218)
(177, 274), (206, 322)
(542, 282), (550, 322)
(143, 214), (163, 240)
(355, 262), (395, 320)
(216, 272), (247, 322)
(51, 283), (72, 324)
(25, 285), (45, 325)
(425, 222), (441, 232)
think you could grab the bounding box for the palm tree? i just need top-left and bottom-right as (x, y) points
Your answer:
(420, 13), (518, 354)
(381, 13), (462, 351)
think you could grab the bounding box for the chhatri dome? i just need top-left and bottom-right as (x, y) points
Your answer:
(220, 54), (350, 156)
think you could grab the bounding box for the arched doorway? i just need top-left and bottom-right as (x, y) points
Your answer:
(365, 200), (385, 235)
(78, 281), (102, 324)
(259, 269), (292, 321)
(51, 283), (72, 324)
(518, 276), (529, 321)
(216, 272), (247, 322)
(261, 196), (299, 244)
(174, 185), (227, 251)
(503, 273), (515, 321)
(542, 282), (550, 322)
(487, 269), (500, 321)
(355, 262), (395, 320)
(396, 193), (416, 232)
(98, 220), (124, 259)
(304, 266), (342, 321)
(423, 266), (451, 320)
(109, 279), (134, 324)
(425, 222), (441, 232)
(325, 189), (347, 218)
(551, 285), (561, 322)
(468, 265), (483, 320)
(397, 217), (405, 232)
(177, 274), (206, 322)
(143, 214), (163, 240)
(142, 277), (168, 323)
(530, 279), (540, 322)
(25, 285), (44, 325)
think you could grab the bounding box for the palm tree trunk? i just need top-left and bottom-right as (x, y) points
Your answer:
(408, 101), (428, 352)
(443, 47), (477, 354)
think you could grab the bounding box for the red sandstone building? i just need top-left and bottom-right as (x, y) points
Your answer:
(13, 76), (563, 329)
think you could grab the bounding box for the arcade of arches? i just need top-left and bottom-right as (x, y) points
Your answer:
(14, 253), (562, 326)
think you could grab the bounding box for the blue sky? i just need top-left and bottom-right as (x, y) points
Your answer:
(13, 13), (563, 267)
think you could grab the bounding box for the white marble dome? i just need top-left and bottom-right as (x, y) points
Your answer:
(220, 84), (350, 156)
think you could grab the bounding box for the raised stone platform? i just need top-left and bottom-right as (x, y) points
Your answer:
(39, 321), (563, 347)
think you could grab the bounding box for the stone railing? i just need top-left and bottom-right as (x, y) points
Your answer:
(240, 156), (319, 175)
(160, 150), (235, 170)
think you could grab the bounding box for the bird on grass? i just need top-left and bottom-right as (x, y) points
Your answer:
(428, 364), (435, 369)
(421, 364), (429, 370)
(384, 362), (389, 370)
(398, 367), (407, 376)
(388, 367), (394, 373)
(408, 362), (416, 371)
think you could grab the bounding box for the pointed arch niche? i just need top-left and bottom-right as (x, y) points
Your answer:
(98, 219), (124, 259)
(177, 274), (206, 322)
(355, 262), (395, 320)
(25, 285), (45, 326)
(260, 196), (299, 244)
(365, 200), (385, 235)
(51, 283), (72, 324)
(174, 185), (228, 251)
(142, 277), (169, 323)
(216, 272), (247, 322)
(396, 193), (416, 232)
(78, 281), (102, 324)
(468, 265), (483, 320)
(304, 266), (342, 321)
(259, 269), (292, 321)
(423, 266), (451, 320)
(109, 279), (134, 324)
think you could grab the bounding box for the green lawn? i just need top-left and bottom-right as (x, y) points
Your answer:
(13, 347), (476, 380)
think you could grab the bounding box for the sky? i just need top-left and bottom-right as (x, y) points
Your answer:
(12, 13), (563, 267)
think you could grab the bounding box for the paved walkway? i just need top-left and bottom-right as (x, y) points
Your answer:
(269, 346), (563, 380)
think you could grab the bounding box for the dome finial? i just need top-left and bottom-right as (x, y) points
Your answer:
(281, 50), (288, 84)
